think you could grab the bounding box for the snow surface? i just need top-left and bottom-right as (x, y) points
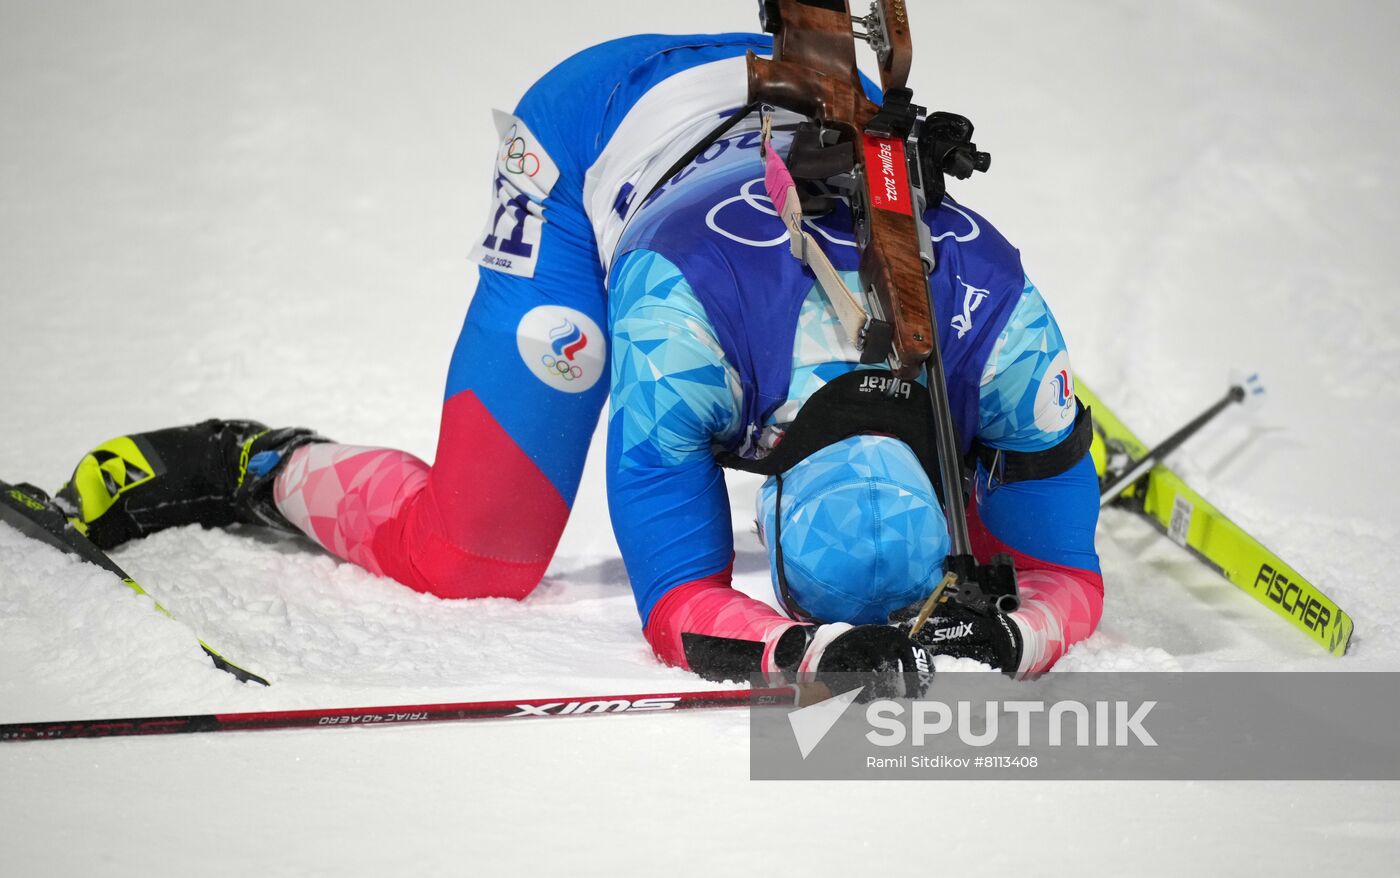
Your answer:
(2, 1), (1399, 875)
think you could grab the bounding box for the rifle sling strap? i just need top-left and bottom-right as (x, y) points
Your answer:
(639, 102), (760, 208)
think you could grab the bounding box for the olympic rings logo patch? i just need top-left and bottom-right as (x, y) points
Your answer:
(516, 306), (605, 394)
(540, 354), (584, 381)
(501, 124), (541, 178)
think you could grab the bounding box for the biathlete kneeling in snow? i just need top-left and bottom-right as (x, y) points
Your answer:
(56, 32), (1102, 683)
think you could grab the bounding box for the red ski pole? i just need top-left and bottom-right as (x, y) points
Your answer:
(0, 685), (808, 742)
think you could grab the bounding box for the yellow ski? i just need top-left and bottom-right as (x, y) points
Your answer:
(1079, 380), (1353, 656)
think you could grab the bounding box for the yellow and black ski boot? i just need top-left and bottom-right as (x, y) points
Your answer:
(56, 420), (325, 550)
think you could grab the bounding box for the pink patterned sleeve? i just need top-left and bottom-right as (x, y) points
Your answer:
(643, 562), (807, 677)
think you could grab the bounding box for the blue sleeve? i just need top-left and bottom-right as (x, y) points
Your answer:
(607, 250), (744, 623)
(975, 455), (1102, 573)
(975, 279), (1100, 573)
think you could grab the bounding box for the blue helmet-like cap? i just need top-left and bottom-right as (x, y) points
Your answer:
(756, 434), (950, 624)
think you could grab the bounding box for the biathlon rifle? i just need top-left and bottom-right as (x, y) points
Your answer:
(747, 0), (1015, 619)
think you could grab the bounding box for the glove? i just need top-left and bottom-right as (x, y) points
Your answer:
(894, 599), (1023, 675)
(794, 623), (932, 699)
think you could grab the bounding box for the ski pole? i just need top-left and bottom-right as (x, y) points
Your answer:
(0, 685), (815, 743)
(1099, 376), (1264, 507)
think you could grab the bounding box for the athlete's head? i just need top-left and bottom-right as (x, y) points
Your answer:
(756, 434), (950, 625)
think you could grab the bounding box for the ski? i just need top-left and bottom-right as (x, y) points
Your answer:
(0, 480), (270, 685)
(0, 686), (805, 742)
(1078, 381), (1354, 656)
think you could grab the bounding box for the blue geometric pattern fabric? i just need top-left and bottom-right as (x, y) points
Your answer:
(610, 257), (1073, 463)
(755, 435), (949, 624)
(606, 236), (1078, 625)
(609, 250), (740, 470)
(977, 279), (1077, 452)
(763, 269), (884, 434)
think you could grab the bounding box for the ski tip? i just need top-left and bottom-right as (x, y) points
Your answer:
(1331, 610), (1355, 657)
(201, 643), (271, 687)
(1228, 369), (1267, 412)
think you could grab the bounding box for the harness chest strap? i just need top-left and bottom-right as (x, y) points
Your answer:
(716, 371), (1095, 488)
(972, 402), (1095, 486)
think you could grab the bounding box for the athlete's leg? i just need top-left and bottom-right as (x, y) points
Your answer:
(61, 36), (742, 598)
(271, 89), (611, 599)
(272, 248), (609, 599)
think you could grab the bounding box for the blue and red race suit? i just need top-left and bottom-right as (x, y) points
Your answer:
(270, 33), (1103, 675)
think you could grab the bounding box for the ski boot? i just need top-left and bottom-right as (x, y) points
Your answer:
(56, 420), (326, 550)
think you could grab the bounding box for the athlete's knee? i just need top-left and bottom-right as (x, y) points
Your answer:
(393, 536), (549, 601)
(270, 442), (556, 599)
(366, 478), (557, 600)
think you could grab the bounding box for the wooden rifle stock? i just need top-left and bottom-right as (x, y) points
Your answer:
(747, 0), (931, 377)
(748, 0), (1013, 605)
(874, 0), (913, 91)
